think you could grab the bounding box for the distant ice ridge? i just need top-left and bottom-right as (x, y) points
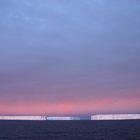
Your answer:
(91, 114), (140, 120)
(0, 116), (46, 120)
(47, 117), (80, 120)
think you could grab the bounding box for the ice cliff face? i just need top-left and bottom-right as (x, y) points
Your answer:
(46, 117), (80, 120)
(0, 116), (46, 120)
(0, 116), (80, 120)
(91, 114), (140, 120)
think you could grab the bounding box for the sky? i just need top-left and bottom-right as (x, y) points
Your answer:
(0, 0), (140, 116)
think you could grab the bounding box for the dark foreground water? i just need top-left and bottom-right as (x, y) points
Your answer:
(0, 120), (140, 140)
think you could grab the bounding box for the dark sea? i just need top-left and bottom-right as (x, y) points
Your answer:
(0, 120), (140, 140)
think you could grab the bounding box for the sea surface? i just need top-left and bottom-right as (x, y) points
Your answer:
(0, 120), (140, 140)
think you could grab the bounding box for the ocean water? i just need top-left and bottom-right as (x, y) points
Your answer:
(0, 120), (140, 140)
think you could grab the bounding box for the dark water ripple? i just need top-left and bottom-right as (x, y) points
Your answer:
(0, 120), (140, 140)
